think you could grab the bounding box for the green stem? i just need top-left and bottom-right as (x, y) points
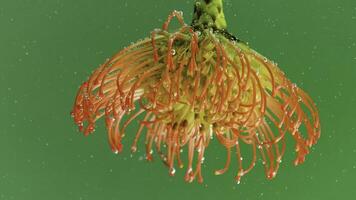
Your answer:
(191, 0), (227, 30)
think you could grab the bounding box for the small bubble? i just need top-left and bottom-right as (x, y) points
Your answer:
(171, 49), (176, 56)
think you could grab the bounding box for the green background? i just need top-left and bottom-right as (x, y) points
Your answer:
(1, 0), (356, 199)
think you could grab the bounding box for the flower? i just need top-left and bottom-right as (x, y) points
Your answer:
(71, 1), (320, 183)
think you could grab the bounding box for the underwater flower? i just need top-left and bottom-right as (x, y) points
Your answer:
(71, 0), (320, 183)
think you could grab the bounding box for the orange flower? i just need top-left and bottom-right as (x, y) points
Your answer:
(71, 1), (320, 184)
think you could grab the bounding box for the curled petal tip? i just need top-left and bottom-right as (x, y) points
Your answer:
(214, 170), (224, 176)
(146, 154), (153, 162)
(169, 168), (176, 176)
(131, 146), (137, 153)
(294, 157), (306, 166)
(198, 177), (204, 184)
